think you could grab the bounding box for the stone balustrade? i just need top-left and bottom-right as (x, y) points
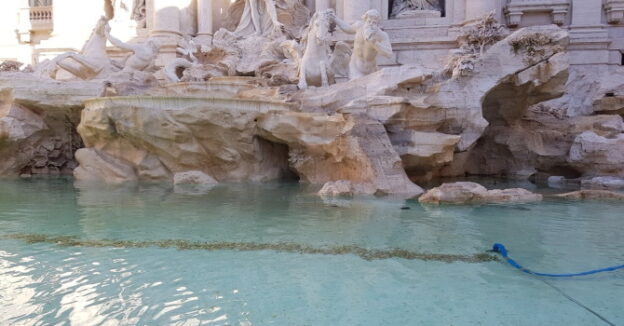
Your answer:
(29, 5), (53, 31)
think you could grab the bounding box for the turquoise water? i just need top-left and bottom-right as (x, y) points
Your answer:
(0, 177), (622, 326)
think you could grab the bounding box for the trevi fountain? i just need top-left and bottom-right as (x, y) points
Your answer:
(0, 0), (622, 325)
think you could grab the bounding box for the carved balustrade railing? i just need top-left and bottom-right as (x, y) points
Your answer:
(29, 5), (53, 31)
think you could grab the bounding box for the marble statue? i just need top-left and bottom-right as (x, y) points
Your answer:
(224, 0), (310, 38)
(34, 17), (113, 80)
(212, 0), (309, 77)
(334, 9), (393, 80)
(297, 9), (351, 89)
(391, 0), (442, 18)
(104, 24), (160, 74)
(226, 0), (286, 37)
(164, 39), (227, 83)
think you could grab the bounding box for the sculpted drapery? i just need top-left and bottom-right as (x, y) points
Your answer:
(227, 0), (283, 37)
(225, 0), (310, 37)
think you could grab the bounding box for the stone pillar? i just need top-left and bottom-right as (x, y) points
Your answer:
(452, 0), (466, 25)
(196, 0), (213, 44)
(569, 0), (609, 65)
(151, 0), (181, 37)
(316, 0), (330, 11)
(465, 0), (499, 22)
(151, 0), (182, 66)
(343, 0), (370, 22)
(571, 0), (602, 26)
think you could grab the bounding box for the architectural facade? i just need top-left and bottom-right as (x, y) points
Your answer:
(0, 0), (618, 69)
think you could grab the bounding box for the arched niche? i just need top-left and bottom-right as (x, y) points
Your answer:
(385, 0), (447, 20)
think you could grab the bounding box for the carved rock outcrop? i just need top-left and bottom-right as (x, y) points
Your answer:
(419, 182), (543, 204)
(569, 131), (624, 177)
(581, 176), (624, 190)
(299, 24), (569, 183)
(76, 93), (423, 197)
(0, 23), (581, 197)
(73, 148), (137, 183)
(459, 60), (624, 179)
(0, 74), (103, 175)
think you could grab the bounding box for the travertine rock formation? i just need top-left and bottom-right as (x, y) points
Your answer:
(7, 8), (620, 200)
(76, 93), (422, 196)
(173, 171), (219, 186)
(0, 74), (103, 175)
(418, 182), (543, 204)
(569, 131), (624, 177)
(0, 20), (576, 198)
(581, 176), (624, 190)
(461, 64), (624, 180)
(318, 180), (357, 197)
(73, 148), (138, 183)
(299, 24), (569, 183)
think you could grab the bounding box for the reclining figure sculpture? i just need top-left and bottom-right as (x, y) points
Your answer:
(35, 17), (113, 80)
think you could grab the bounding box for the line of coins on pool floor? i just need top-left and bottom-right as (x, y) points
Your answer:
(2, 233), (499, 263)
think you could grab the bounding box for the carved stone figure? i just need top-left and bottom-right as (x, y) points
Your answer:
(335, 9), (393, 80)
(224, 0), (310, 38)
(297, 9), (351, 89)
(104, 24), (160, 74)
(34, 17), (113, 80)
(164, 39), (227, 83)
(391, 0), (442, 18)
(226, 0), (286, 37)
(212, 0), (309, 77)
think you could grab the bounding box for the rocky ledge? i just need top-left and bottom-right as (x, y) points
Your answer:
(2, 24), (614, 199)
(418, 182), (543, 204)
(70, 25), (568, 197)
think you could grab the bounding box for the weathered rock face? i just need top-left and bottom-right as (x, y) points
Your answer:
(297, 25), (570, 183)
(318, 180), (358, 197)
(569, 131), (624, 177)
(173, 171), (219, 186)
(3, 23), (605, 196)
(459, 62), (624, 180)
(581, 176), (624, 190)
(76, 94), (423, 196)
(73, 148), (138, 183)
(419, 182), (543, 204)
(0, 74), (104, 175)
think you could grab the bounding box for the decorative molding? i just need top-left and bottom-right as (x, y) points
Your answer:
(605, 0), (624, 24)
(504, 0), (570, 27)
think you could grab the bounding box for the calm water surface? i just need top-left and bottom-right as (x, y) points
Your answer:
(0, 177), (622, 325)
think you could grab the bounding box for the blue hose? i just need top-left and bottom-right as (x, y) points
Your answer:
(491, 243), (624, 278)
